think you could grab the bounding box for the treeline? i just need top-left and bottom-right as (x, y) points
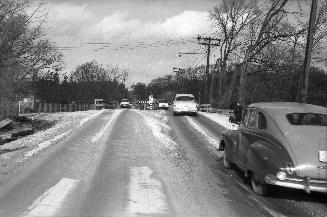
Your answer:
(36, 61), (128, 104)
(132, 64), (327, 108)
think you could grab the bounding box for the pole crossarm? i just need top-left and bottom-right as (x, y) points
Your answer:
(173, 67), (185, 73)
(178, 52), (203, 55)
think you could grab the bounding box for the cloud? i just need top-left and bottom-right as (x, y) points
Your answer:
(45, 4), (212, 85)
(46, 3), (212, 42)
(88, 10), (212, 41)
(46, 3), (96, 40)
(156, 11), (212, 37)
(89, 11), (141, 40)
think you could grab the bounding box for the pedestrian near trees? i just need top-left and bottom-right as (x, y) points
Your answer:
(234, 102), (243, 124)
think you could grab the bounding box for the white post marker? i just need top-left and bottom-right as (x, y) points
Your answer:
(128, 166), (168, 216)
(21, 178), (79, 217)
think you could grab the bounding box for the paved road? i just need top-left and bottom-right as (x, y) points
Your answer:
(0, 109), (326, 217)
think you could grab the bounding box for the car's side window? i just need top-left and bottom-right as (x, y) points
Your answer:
(258, 112), (267, 129)
(246, 110), (257, 128)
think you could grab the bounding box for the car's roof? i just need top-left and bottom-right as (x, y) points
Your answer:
(200, 104), (211, 106)
(248, 102), (327, 115)
(175, 94), (194, 97)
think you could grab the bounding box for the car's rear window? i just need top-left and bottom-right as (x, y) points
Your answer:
(159, 99), (167, 103)
(121, 99), (128, 102)
(286, 113), (327, 126)
(176, 96), (194, 101)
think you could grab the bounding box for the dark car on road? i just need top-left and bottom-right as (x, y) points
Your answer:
(219, 102), (327, 195)
(199, 104), (214, 112)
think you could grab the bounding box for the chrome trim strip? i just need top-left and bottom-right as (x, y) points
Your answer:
(284, 177), (327, 184)
(265, 175), (327, 193)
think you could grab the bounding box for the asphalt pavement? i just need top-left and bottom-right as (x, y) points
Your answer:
(0, 109), (325, 217)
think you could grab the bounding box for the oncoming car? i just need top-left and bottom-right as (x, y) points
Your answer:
(158, 99), (169, 110)
(173, 94), (198, 116)
(219, 102), (327, 195)
(120, 99), (130, 108)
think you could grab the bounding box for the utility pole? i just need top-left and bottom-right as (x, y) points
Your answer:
(197, 35), (221, 103)
(301, 0), (318, 103)
(173, 67), (185, 91)
(210, 58), (221, 105)
(178, 52), (203, 80)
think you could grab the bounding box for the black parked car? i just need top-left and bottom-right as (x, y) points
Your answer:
(219, 102), (327, 195)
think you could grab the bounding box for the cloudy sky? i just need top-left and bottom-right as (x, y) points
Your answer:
(42, 0), (219, 86)
(42, 0), (319, 86)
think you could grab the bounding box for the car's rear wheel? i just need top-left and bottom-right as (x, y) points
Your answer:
(250, 172), (268, 196)
(223, 150), (231, 169)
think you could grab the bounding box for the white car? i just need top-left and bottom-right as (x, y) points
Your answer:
(158, 99), (169, 110)
(120, 99), (130, 108)
(173, 94), (198, 116)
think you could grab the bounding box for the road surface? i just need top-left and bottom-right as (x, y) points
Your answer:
(0, 109), (326, 217)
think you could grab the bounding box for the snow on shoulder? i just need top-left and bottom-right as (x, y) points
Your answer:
(199, 112), (239, 130)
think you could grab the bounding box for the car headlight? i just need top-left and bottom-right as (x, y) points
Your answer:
(276, 171), (287, 180)
(284, 163), (296, 174)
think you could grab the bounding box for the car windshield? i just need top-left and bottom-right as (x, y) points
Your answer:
(286, 113), (327, 126)
(159, 99), (167, 103)
(121, 99), (128, 102)
(176, 96), (194, 101)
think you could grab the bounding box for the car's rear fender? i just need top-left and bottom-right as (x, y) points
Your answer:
(219, 130), (238, 156)
(245, 142), (293, 180)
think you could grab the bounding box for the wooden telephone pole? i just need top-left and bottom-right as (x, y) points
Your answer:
(301, 0), (318, 103)
(196, 35), (221, 103)
(173, 67), (185, 91)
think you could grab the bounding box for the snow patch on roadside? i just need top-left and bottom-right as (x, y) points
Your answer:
(91, 109), (123, 142)
(23, 110), (105, 159)
(199, 112), (238, 130)
(135, 110), (177, 150)
(25, 130), (72, 158)
(184, 116), (220, 149)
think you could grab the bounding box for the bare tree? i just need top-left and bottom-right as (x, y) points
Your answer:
(210, 0), (259, 107)
(0, 0), (62, 118)
(237, 0), (307, 105)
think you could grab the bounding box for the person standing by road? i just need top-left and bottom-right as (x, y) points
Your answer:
(234, 102), (243, 124)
